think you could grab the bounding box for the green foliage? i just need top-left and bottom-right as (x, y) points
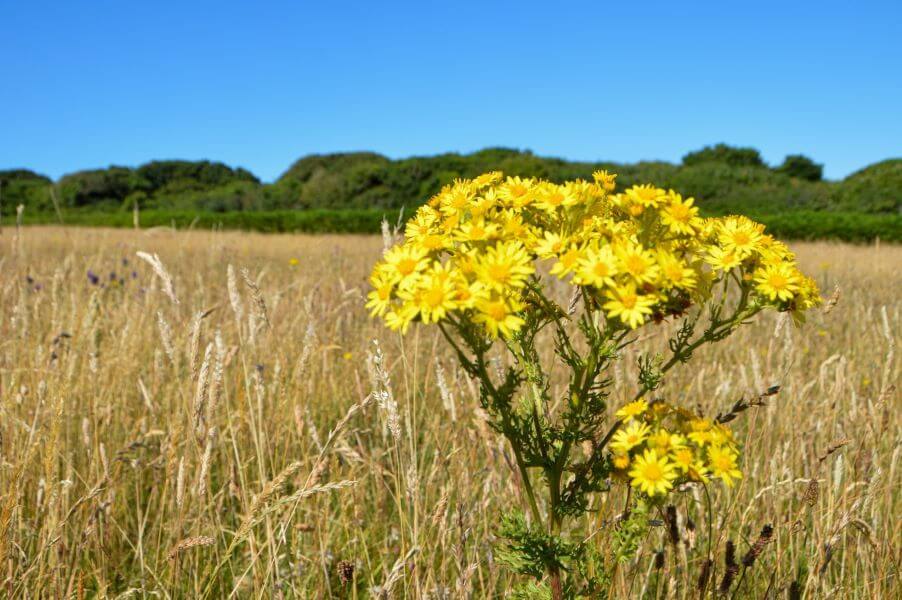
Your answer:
(836, 159), (902, 213)
(612, 501), (651, 564)
(682, 143), (765, 168)
(19, 208), (901, 242)
(5, 149), (900, 235)
(0, 169), (54, 212)
(776, 154), (823, 181)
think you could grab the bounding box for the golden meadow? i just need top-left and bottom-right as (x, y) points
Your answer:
(0, 225), (898, 598)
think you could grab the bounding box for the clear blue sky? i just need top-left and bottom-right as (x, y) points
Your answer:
(2, 1), (900, 181)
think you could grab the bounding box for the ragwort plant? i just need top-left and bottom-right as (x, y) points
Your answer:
(366, 171), (821, 598)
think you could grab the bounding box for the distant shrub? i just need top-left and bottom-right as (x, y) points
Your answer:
(776, 155), (823, 181)
(682, 143), (766, 168)
(836, 159), (901, 213)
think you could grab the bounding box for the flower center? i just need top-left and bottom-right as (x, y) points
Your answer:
(642, 462), (663, 481)
(397, 259), (417, 275)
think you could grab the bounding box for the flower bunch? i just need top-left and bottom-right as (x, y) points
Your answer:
(610, 399), (742, 497)
(365, 171), (820, 598)
(367, 172), (820, 335)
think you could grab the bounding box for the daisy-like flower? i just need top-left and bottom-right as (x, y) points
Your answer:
(380, 244), (430, 286)
(399, 262), (459, 324)
(706, 445), (742, 487)
(615, 398), (649, 422)
(603, 283), (656, 329)
(615, 243), (660, 284)
(592, 169), (617, 192)
(754, 262), (801, 302)
(671, 447), (709, 482)
(657, 250), (698, 291)
(629, 449), (678, 496)
(549, 244), (586, 279)
(497, 176), (535, 208)
(660, 193), (701, 235)
(473, 294), (526, 338)
(576, 244), (619, 288)
(718, 217), (764, 259)
(365, 270), (396, 316)
(476, 241), (534, 292)
(704, 245), (743, 273)
(610, 420), (651, 453)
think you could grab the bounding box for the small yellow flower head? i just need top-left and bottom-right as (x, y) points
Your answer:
(629, 449), (678, 497)
(610, 420), (651, 453)
(289, 257), (300, 267)
(706, 444), (742, 487)
(615, 399), (649, 422)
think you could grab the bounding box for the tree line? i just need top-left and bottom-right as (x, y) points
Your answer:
(2, 145), (899, 218)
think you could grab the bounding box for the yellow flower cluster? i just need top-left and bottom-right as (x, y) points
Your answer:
(367, 171), (820, 337)
(611, 399), (742, 497)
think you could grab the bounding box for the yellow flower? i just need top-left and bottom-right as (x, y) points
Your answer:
(625, 184), (665, 209)
(649, 429), (686, 453)
(672, 447), (709, 482)
(592, 169), (617, 192)
(535, 183), (578, 212)
(657, 251), (698, 291)
(706, 445), (742, 487)
(754, 262), (801, 302)
(398, 262), (459, 324)
(615, 399), (649, 422)
(473, 294), (526, 338)
(342, 351), (353, 360)
(365, 270), (396, 316)
(718, 217), (764, 259)
(384, 303), (418, 334)
(603, 283), (656, 329)
(612, 453), (630, 470)
(549, 244), (586, 278)
(289, 257), (300, 267)
(380, 244), (430, 286)
(534, 231), (565, 259)
(615, 243), (660, 284)
(629, 449), (678, 496)
(497, 176), (536, 208)
(610, 420), (651, 453)
(660, 193), (701, 235)
(575, 244), (619, 288)
(454, 220), (499, 243)
(476, 241), (534, 292)
(704, 245), (742, 272)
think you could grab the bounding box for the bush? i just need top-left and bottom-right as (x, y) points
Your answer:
(776, 155), (823, 181)
(682, 143), (766, 168)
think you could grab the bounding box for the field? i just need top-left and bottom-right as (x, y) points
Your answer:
(1, 226), (898, 598)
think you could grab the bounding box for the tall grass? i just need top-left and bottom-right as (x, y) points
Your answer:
(1, 226), (898, 597)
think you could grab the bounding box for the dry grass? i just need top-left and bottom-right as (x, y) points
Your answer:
(1, 226), (898, 598)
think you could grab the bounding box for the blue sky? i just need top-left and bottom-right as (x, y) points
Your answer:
(2, 1), (900, 181)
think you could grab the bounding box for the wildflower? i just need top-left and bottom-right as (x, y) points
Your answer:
(610, 420), (651, 453)
(473, 295), (526, 339)
(707, 445), (742, 487)
(615, 399), (649, 422)
(660, 193), (701, 235)
(629, 449), (678, 496)
(476, 241), (534, 292)
(603, 284), (655, 329)
(576, 244), (619, 288)
(754, 262), (801, 302)
(718, 217), (763, 258)
(380, 245), (429, 286)
(615, 243), (660, 284)
(289, 257), (300, 267)
(704, 246), (742, 272)
(592, 169), (617, 192)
